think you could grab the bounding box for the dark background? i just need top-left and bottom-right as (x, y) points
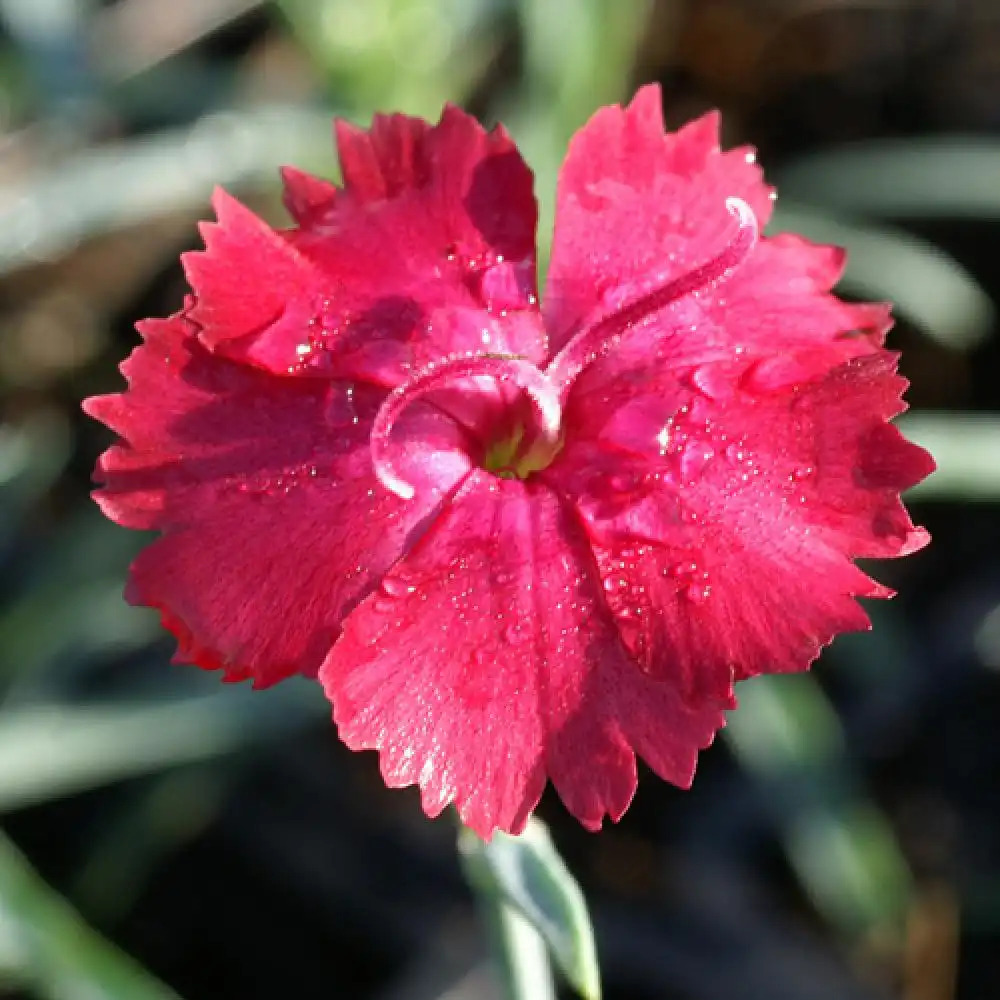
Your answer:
(0, 1), (998, 998)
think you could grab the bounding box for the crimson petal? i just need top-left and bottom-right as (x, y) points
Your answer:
(321, 472), (724, 838)
(85, 312), (469, 686)
(547, 352), (933, 704)
(183, 108), (544, 387)
(544, 85), (888, 383)
(544, 85), (773, 353)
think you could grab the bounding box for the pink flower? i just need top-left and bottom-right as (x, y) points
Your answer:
(85, 86), (934, 838)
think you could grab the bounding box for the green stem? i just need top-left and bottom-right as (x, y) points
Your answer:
(477, 883), (558, 1000)
(457, 818), (601, 1000)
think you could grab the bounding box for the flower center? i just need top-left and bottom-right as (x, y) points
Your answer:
(370, 197), (758, 499)
(371, 354), (562, 499)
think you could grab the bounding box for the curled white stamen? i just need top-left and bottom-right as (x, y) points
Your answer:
(546, 196), (759, 396)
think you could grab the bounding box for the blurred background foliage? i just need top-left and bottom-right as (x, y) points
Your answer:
(0, 0), (997, 997)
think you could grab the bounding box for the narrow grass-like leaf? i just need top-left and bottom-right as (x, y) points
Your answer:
(0, 829), (180, 1000)
(726, 675), (914, 937)
(896, 413), (1000, 500)
(0, 682), (323, 813)
(459, 817), (601, 1000)
(776, 138), (1000, 221)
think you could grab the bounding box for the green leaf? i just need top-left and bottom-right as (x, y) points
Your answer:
(275, 0), (497, 114)
(776, 137), (1000, 221)
(459, 816), (601, 1000)
(896, 413), (1000, 500)
(0, 105), (335, 275)
(725, 675), (914, 937)
(0, 829), (181, 1000)
(0, 681), (324, 813)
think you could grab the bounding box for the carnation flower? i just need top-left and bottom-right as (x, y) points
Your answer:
(85, 86), (933, 838)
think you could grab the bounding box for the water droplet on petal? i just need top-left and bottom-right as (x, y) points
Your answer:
(327, 383), (360, 427)
(609, 472), (638, 494)
(381, 576), (415, 598)
(669, 560), (699, 579)
(656, 424), (672, 454)
(683, 582), (712, 603)
(741, 355), (806, 393)
(689, 364), (734, 401)
(503, 623), (523, 645)
(680, 441), (715, 482)
(668, 559), (712, 603)
(790, 464), (814, 482)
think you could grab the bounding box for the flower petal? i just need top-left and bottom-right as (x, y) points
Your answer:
(280, 165), (338, 227)
(85, 312), (470, 686)
(544, 85), (773, 352)
(321, 471), (724, 837)
(334, 112), (438, 202)
(184, 108), (544, 387)
(545, 352), (932, 704)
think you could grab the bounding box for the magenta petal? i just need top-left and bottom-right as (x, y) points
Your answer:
(85, 312), (470, 686)
(544, 85), (888, 380)
(183, 188), (327, 366)
(544, 85), (774, 353)
(321, 471), (724, 837)
(337, 106), (539, 266)
(280, 165), (338, 227)
(335, 113), (436, 203)
(183, 109), (545, 386)
(545, 351), (932, 702)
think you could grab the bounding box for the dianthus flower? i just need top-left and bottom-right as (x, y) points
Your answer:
(85, 86), (933, 837)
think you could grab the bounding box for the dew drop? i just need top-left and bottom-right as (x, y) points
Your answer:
(327, 383), (360, 428)
(503, 623), (523, 645)
(609, 472), (638, 493)
(656, 424), (672, 455)
(683, 582), (712, 604)
(669, 559), (712, 603)
(790, 464), (815, 482)
(741, 355), (806, 393)
(689, 364), (734, 401)
(381, 576), (415, 598)
(680, 440), (715, 482)
(669, 560), (700, 579)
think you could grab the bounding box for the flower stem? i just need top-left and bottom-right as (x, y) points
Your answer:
(458, 816), (602, 1000)
(477, 885), (559, 1000)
